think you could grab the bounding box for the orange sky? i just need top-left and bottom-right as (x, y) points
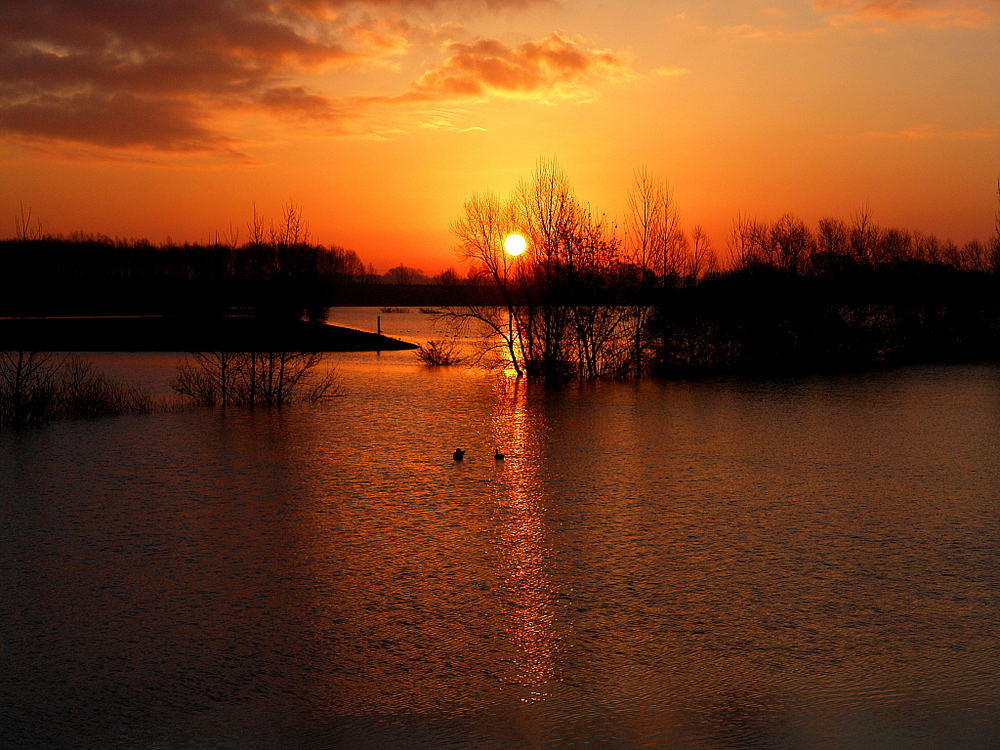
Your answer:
(1, 0), (998, 272)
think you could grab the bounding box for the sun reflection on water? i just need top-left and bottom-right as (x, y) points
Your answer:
(489, 375), (559, 701)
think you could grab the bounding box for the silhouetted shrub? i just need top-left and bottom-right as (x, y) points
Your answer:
(58, 356), (152, 418)
(415, 339), (464, 366)
(0, 352), (153, 428)
(172, 351), (342, 407)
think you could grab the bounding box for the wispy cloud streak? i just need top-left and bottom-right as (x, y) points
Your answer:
(815, 0), (999, 29)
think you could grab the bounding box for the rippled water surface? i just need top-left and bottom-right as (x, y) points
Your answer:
(2, 310), (999, 749)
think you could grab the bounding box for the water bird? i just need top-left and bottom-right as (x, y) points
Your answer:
(494, 449), (505, 460)
(453, 448), (465, 461)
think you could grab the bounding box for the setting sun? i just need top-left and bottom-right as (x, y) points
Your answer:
(504, 233), (527, 257)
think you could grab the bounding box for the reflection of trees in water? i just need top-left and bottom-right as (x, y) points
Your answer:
(489, 376), (559, 699)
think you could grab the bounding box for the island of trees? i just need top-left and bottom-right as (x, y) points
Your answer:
(449, 162), (1000, 379)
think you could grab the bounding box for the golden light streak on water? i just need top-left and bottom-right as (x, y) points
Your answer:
(490, 375), (559, 700)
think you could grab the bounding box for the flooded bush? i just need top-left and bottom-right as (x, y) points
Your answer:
(58, 356), (153, 419)
(0, 352), (153, 428)
(173, 351), (342, 407)
(415, 339), (464, 366)
(0, 352), (58, 427)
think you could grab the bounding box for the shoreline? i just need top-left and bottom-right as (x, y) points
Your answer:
(0, 316), (418, 352)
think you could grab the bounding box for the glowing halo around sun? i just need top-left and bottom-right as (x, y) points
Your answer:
(503, 233), (527, 257)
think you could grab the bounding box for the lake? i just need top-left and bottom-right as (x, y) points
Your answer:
(2, 308), (998, 749)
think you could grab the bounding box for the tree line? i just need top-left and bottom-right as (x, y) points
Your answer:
(450, 162), (1000, 379)
(6, 175), (999, 381)
(1, 203), (373, 319)
(3, 201), (480, 318)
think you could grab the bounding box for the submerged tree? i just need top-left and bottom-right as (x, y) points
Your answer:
(173, 351), (341, 407)
(0, 352), (151, 428)
(0, 351), (58, 427)
(415, 338), (465, 367)
(450, 191), (523, 374)
(451, 159), (640, 380)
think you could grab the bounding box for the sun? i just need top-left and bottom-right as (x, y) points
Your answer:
(503, 233), (527, 257)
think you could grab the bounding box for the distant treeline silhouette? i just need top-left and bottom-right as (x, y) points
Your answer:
(656, 261), (999, 374)
(654, 206), (1000, 373)
(0, 242), (483, 318)
(0, 235), (366, 319)
(2, 202), (481, 317)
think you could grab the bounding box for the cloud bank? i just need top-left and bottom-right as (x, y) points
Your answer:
(0, 0), (564, 153)
(1, 0), (602, 156)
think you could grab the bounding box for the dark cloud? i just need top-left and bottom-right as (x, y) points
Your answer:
(0, 0), (545, 155)
(1, 1), (631, 156)
(259, 86), (347, 122)
(0, 46), (274, 97)
(0, 92), (241, 153)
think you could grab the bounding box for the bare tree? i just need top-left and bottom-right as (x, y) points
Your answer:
(850, 204), (878, 263)
(879, 228), (913, 265)
(173, 351), (340, 407)
(450, 191), (523, 374)
(270, 201), (310, 247)
(451, 159), (638, 379)
(57, 356), (152, 418)
(625, 168), (664, 279)
(213, 223), (240, 250)
(1, 353), (150, 427)
(768, 214), (813, 274)
(565, 205), (634, 378)
(913, 231), (942, 264)
(687, 225), (715, 280)
(415, 338), (465, 367)
(623, 169), (683, 373)
(992, 177), (1000, 239)
(992, 178), (1000, 272)
(247, 203), (266, 245)
(0, 352), (58, 427)
(728, 213), (767, 269)
(510, 159), (623, 378)
(816, 218), (849, 257)
(13, 202), (43, 241)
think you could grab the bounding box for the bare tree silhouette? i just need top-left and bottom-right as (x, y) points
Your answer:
(992, 177), (1000, 271)
(452, 159), (640, 379)
(173, 351), (340, 407)
(0, 352), (57, 427)
(1, 353), (151, 428)
(13, 202), (43, 241)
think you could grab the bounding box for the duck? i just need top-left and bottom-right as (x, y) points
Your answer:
(494, 449), (505, 460)
(453, 448), (466, 461)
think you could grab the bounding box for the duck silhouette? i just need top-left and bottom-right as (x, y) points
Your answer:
(453, 448), (465, 461)
(494, 449), (505, 460)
